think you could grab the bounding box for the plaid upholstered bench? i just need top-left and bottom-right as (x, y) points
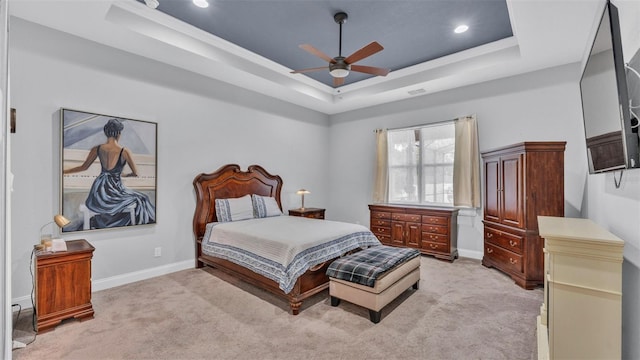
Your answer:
(326, 245), (421, 323)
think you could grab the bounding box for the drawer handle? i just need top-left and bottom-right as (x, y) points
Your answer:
(377, 221), (384, 225)
(486, 233), (493, 238)
(379, 229), (386, 232)
(430, 235), (437, 240)
(430, 244), (438, 249)
(509, 258), (518, 264)
(429, 227), (435, 231)
(509, 240), (517, 247)
(486, 248), (493, 254)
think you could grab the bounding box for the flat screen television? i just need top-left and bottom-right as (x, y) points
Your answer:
(580, 0), (640, 174)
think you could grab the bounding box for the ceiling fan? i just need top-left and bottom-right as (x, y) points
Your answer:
(290, 12), (390, 87)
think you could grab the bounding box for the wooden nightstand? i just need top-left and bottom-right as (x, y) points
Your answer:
(288, 208), (325, 220)
(35, 239), (95, 333)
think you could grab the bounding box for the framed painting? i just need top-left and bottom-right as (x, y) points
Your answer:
(60, 108), (157, 232)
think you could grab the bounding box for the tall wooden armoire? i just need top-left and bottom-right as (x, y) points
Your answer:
(481, 142), (565, 289)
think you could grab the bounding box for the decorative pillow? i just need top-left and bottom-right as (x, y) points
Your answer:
(252, 194), (283, 218)
(215, 195), (254, 222)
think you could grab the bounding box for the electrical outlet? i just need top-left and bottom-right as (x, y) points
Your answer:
(154, 247), (161, 257)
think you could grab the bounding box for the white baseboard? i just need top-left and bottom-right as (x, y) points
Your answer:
(12, 259), (194, 309)
(93, 259), (193, 292)
(458, 249), (483, 260)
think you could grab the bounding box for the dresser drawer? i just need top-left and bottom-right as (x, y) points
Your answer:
(485, 243), (523, 274)
(422, 224), (448, 235)
(391, 213), (421, 222)
(484, 226), (523, 254)
(370, 219), (391, 227)
(371, 226), (391, 236)
(421, 240), (448, 254)
(374, 233), (391, 244)
(422, 232), (448, 244)
(371, 211), (391, 220)
(422, 215), (448, 225)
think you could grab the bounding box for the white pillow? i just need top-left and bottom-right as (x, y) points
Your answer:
(215, 195), (254, 222)
(252, 194), (283, 218)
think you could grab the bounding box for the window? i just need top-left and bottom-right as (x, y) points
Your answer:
(387, 122), (455, 205)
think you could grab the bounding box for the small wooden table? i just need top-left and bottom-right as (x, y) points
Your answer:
(288, 208), (325, 219)
(35, 239), (95, 333)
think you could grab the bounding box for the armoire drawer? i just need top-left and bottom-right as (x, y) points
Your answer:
(484, 243), (523, 274)
(484, 226), (523, 254)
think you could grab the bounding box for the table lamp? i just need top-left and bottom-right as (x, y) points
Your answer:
(296, 189), (310, 210)
(39, 214), (70, 250)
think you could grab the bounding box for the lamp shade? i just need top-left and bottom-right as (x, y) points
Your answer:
(53, 214), (70, 228)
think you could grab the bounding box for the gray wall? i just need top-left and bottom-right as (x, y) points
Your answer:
(8, 4), (640, 359)
(9, 18), (330, 301)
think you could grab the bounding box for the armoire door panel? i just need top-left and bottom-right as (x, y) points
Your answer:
(484, 159), (500, 222)
(501, 155), (524, 228)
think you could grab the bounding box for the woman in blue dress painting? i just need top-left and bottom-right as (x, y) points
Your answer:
(64, 119), (156, 229)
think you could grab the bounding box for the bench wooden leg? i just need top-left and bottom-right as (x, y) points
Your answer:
(369, 310), (381, 324)
(330, 296), (341, 307)
(413, 281), (419, 290)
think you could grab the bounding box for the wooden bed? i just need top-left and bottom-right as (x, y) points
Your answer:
(192, 164), (334, 315)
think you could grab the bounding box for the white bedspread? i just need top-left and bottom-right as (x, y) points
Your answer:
(201, 216), (381, 293)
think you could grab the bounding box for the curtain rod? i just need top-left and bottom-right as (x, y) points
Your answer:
(374, 115), (474, 133)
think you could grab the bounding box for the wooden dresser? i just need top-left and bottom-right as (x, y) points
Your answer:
(537, 216), (623, 360)
(35, 239), (95, 332)
(481, 142), (565, 289)
(368, 204), (458, 261)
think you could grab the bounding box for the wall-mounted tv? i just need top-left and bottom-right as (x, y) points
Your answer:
(580, 0), (640, 174)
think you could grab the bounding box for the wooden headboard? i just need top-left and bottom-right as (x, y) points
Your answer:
(192, 164), (283, 241)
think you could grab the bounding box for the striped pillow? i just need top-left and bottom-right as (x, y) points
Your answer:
(215, 195), (254, 222)
(252, 194), (282, 218)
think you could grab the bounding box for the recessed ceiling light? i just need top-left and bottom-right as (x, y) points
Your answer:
(144, 0), (159, 9)
(454, 25), (469, 34)
(193, 0), (209, 8)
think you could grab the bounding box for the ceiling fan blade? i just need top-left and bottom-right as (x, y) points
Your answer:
(299, 44), (336, 64)
(290, 66), (327, 74)
(350, 65), (390, 77)
(344, 41), (384, 65)
(333, 77), (345, 87)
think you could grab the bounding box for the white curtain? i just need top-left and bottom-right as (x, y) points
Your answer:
(372, 129), (388, 203)
(453, 115), (480, 208)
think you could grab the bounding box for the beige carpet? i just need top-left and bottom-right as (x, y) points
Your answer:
(13, 256), (542, 360)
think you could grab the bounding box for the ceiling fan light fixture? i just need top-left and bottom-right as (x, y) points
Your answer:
(329, 58), (350, 78)
(330, 68), (350, 78)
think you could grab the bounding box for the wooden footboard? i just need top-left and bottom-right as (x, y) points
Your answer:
(199, 253), (332, 314)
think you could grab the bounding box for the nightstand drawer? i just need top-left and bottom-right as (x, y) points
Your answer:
(288, 208), (325, 219)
